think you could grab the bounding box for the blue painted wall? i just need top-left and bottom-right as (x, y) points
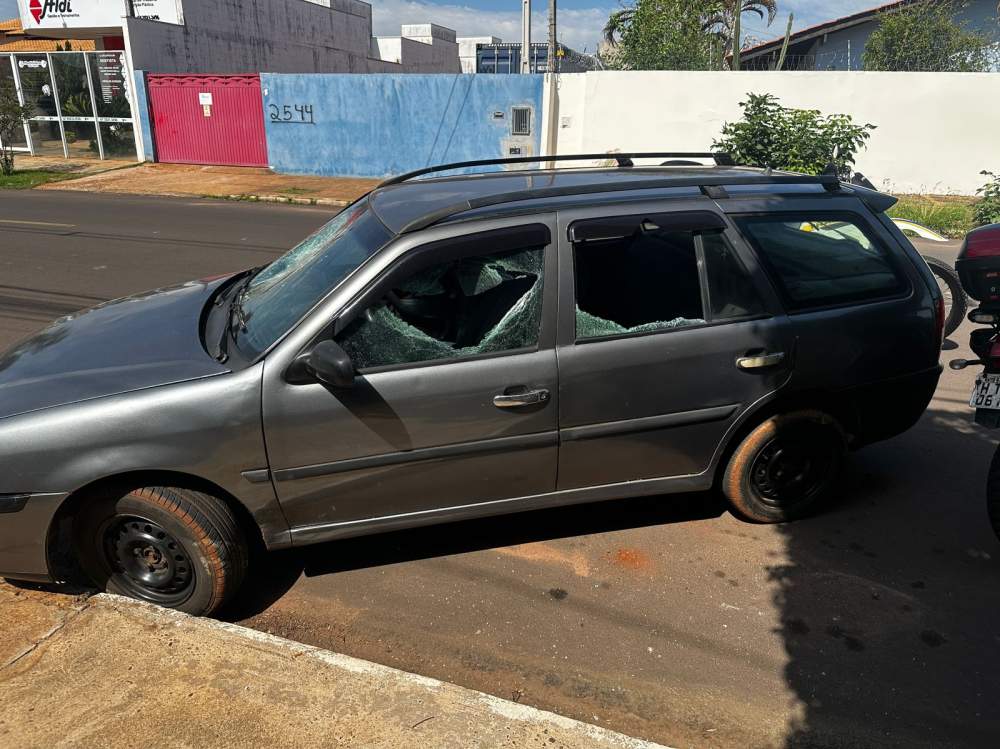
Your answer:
(133, 70), (155, 162)
(260, 73), (544, 178)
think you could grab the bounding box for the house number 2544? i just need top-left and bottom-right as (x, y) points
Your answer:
(268, 104), (315, 125)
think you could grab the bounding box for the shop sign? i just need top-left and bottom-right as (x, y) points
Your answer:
(19, 0), (183, 29)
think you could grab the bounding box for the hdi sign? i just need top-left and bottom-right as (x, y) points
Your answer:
(18, 0), (184, 28)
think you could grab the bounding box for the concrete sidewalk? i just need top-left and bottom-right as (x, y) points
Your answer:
(37, 162), (378, 206)
(0, 583), (669, 749)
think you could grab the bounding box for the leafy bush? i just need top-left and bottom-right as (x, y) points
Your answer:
(975, 171), (1000, 227)
(713, 93), (875, 178)
(887, 196), (976, 238)
(863, 0), (998, 72)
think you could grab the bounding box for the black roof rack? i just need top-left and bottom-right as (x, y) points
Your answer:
(378, 152), (736, 188)
(393, 170), (842, 234)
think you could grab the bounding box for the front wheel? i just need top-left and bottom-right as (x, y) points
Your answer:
(73, 486), (248, 616)
(923, 255), (967, 339)
(723, 411), (846, 523)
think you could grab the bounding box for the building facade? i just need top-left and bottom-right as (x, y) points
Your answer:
(3, 0), (463, 162)
(742, 0), (999, 71)
(462, 41), (598, 74)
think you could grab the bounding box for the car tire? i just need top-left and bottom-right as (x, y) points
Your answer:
(722, 411), (846, 523)
(73, 486), (247, 617)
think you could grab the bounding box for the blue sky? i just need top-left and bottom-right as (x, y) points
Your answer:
(0, 0), (883, 54)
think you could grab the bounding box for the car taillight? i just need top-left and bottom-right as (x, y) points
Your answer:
(935, 295), (945, 345)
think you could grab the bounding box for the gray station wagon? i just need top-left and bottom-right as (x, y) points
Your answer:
(0, 154), (943, 615)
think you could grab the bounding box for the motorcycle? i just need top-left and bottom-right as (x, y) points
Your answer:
(948, 223), (1000, 538)
(850, 173), (967, 339)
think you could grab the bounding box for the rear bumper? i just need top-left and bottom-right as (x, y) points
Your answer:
(0, 492), (67, 583)
(850, 365), (943, 448)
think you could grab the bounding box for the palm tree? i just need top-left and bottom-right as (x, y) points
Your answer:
(604, 0), (777, 50)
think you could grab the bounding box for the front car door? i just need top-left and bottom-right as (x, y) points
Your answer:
(555, 197), (794, 491)
(261, 216), (559, 542)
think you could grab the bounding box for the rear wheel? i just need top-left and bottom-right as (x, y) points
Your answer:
(923, 255), (967, 339)
(73, 486), (247, 616)
(723, 411), (846, 523)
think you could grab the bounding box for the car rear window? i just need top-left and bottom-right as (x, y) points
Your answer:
(734, 214), (906, 310)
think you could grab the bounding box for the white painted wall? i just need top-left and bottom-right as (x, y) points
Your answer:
(551, 71), (1000, 195)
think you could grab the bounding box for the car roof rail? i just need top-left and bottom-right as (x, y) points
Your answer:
(395, 171), (844, 234)
(377, 152), (737, 188)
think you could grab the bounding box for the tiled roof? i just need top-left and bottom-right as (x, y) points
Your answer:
(0, 17), (96, 52)
(742, 1), (915, 57)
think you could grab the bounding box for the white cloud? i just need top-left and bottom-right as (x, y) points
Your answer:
(368, 0), (615, 54)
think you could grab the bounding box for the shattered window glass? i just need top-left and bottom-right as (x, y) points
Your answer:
(574, 228), (707, 340)
(337, 248), (544, 369)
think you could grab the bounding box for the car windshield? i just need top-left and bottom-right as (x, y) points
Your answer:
(233, 201), (392, 359)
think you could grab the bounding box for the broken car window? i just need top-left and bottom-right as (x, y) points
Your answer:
(336, 248), (544, 369)
(573, 227), (708, 340)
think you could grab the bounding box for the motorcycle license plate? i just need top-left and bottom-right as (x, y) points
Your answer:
(971, 373), (1000, 409)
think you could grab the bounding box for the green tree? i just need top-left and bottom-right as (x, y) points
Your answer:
(713, 93), (876, 178)
(0, 78), (35, 176)
(975, 171), (1000, 227)
(863, 0), (998, 72)
(603, 0), (777, 70)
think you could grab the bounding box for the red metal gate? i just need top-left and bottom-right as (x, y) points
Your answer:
(147, 74), (268, 167)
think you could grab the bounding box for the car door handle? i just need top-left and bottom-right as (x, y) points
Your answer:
(493, 388), (551, 409)
(736, 352), (786, 370)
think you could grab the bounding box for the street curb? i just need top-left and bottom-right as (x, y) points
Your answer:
(225, 194), (349, 207)
(93, 593), (673, 749)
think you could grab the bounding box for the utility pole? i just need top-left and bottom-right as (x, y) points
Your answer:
(776, 12), (794, 70)
(521, 0), (532, 74)
(731, 0), (741, 70)
(547, 0), (557, 73)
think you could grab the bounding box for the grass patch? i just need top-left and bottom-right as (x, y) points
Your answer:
(0, 169), (80, 189)
(888, 195), (978, 238)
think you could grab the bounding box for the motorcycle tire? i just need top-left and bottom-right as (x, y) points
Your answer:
(923, 255), (967, 340)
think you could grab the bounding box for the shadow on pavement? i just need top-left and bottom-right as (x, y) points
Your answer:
(221, 489), (726, 621)
(773, 403), (1000, 748)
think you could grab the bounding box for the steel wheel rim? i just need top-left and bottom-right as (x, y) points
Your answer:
(101, 515), (195, 606)
(750, 437), (833, 509)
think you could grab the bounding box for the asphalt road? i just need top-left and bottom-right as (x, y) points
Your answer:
(2, 191), (997, 749)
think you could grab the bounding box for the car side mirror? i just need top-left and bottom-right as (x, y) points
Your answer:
(305, 340), (355, 388)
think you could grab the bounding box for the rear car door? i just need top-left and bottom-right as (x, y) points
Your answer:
(261, 218), (560, 538)
(555, 198), (794, 491)
(724, 195), (940, 445)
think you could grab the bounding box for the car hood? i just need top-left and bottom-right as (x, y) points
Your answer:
(0, 277), (233, 421)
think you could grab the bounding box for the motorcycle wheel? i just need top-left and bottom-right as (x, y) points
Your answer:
(923, 255), (967, 339)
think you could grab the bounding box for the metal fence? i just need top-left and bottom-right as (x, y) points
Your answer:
(0, 51), (140, 161)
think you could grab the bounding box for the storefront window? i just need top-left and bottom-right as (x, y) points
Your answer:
(16, 55), (58, 118)
(65, 121), (99, 158)
(3, 52), (137, 161)
(89, 51), (133, 120)
(0, 56), (28, 149)
(53, 53), (93, 118)
(99, 122), (136, 157)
